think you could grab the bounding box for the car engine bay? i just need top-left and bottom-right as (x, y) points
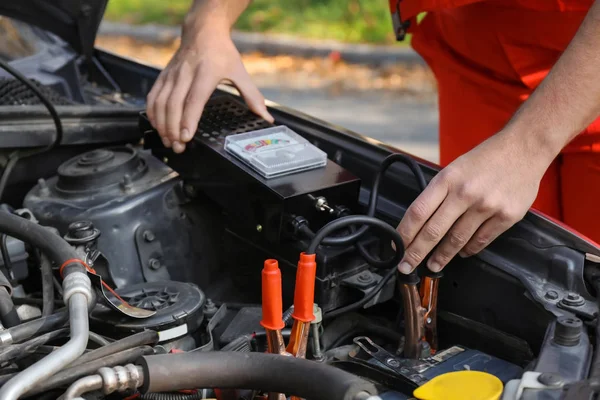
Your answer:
(1, 10), (600, 400)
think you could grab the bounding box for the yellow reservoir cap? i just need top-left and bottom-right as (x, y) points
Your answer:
(413, 371), (503, 400)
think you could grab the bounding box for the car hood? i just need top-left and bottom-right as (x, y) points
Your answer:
(0, 0), (107, 57)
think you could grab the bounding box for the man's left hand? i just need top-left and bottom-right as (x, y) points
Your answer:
(396, 130), (552, 274)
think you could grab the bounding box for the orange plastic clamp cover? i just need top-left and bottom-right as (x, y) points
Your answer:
(291, 253), (317, 323)
(260, 259), (285, 330)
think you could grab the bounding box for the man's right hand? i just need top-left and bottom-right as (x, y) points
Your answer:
(146, 0), (273, 153)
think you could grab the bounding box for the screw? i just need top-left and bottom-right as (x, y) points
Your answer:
(545, 290), (559, 300)
(357, 272), (372, 283)
(386, 358), (400, 368)
(561, 292), (585, 307)
(256, 225), (263, 233)
(121, 174), (133, 191)
(38, 178), (50, 196)
(148, 258), (161, 270)
(143, 230), (155, 242)
(538, 373), (564, 387)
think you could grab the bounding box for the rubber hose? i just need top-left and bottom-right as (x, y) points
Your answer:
(25, 346), (155, 397)
(0, 212), (78, 266)
(0, 328), (68, 365)
(67, 330), (158, 368)
(39, 254), (54, 317)
(0, 286), (20, 328)
(1, 310), (67, 345)
(139, 352), (377, 400)
(88, 331), (111, 347)
(141, 393), (203, 400)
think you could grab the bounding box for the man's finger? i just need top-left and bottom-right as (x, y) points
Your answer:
(398, 197), (466, 274)
(396, 175), (449, 249)
(146, 74), (166, 126)
(461, 215), (513, 256)
(232, 68), (274, 123)
(427, 210), (491, 271)
(180, 70), (221, 143)
(153, 75), (175, 140)
(165, 64), (194, 144)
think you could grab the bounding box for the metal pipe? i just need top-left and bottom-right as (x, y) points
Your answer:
(398, 282), (426, 359)
(61, 375), (102, 400)
(0, 292), (90, 400)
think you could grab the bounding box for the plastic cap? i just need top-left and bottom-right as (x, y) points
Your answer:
(291, 253), (317, 323)
(413, 371), (503, 400)
(260, 259), (285, 330)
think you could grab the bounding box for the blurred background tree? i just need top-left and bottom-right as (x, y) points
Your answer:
(104, 0), (400, 44)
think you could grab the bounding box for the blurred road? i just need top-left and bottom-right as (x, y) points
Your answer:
(261, 88), (439, 163)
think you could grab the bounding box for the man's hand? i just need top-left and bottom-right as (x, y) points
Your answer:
(395, 0), (600, 274)
(396, 130), (551, 274)
(146, 0), (273, 153)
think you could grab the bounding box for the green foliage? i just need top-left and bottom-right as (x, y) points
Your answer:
(104, 0), (404, 44)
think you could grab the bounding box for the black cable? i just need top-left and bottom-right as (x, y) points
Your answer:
(0, 328), (68, 365)
(26, 346), (155, 396)
(307, 215), (404, 263)
(0, 58), (63, 201)
(301, 153), (427, 247)
(3, 309), (68, 345)
(68, 330), (158, 368)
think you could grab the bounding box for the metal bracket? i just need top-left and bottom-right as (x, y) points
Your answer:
(501, 372), (564, 400)
(193, 303), (228, 352)
(134, 226), (171, 283)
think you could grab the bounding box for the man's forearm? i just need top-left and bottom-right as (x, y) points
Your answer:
(184, 0), (251, 34)
(503, 0), (600, 161)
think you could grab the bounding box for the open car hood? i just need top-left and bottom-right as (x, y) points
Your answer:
(0, 0), (107, 57)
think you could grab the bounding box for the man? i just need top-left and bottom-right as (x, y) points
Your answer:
(146, 0), (600, 275)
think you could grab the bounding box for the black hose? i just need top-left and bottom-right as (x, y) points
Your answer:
(0, 212), (79, 267)
(25, 346), (155, 397)
(68, 330), (158, 368)
(0, 234), (13, 278)
(88, 331), (112, 347)
(39, 254), (54, 317)
(141, 393), (203, 400)
(139, 352), (377, 400)
(324, 266), (397, 320)
(2, 309), (67, 345)
(307, 215), (404, 261)
(0, 58), (63, 202)
(0, 328), (68, 365)
(0, 286), (20, 328)
(0, 269), (18, 328)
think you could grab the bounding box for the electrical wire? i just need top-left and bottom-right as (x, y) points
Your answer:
(0, 58), (63, 201)
(299, 153), (427, 269)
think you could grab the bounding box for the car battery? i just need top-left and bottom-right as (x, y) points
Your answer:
(140, 94), (361, 245)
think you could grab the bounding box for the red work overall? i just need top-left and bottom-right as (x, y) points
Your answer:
(390, 0), (600, 243)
